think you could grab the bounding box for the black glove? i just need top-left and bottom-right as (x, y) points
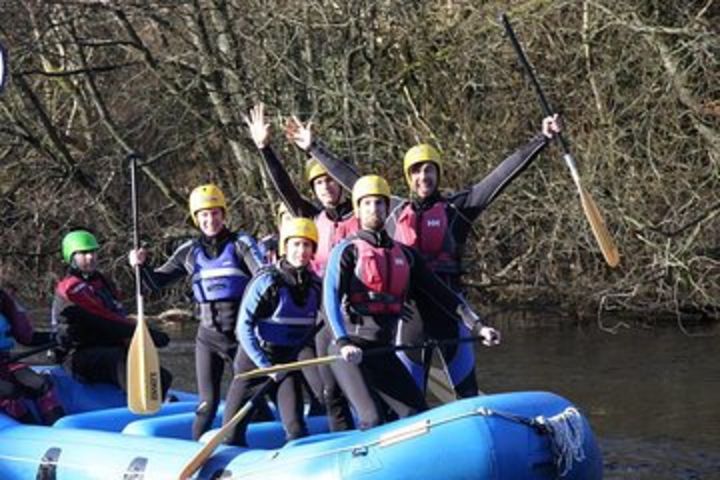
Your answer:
(149, 328), (170, 348)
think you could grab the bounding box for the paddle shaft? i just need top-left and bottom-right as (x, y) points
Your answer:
(129, 153), (143, 301)
(500, 14), (569, 152)
(0, 341), (57, 366)
(179, 321), (325, 480)
(499, 14), (587, 186)
(236, 334), (487, 380)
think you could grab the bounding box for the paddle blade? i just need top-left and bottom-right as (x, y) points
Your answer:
(127, 313), (162, 414)
(178, 402), (253, 480)
(579, 187), (620, 268)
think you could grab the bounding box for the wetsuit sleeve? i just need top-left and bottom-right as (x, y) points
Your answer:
(322, 239), (356, 344)
(139, 240), (194, 292)
(404, 246), (467, 322)
(0, 289), (34, 345)
(235, 233), (265, 275)
(58, 280), (135, 331)
(236, 272), (277, 369)
(451, 134), (549, 221)
(307, 139), (361, 192)
(259, 145), (319, 218)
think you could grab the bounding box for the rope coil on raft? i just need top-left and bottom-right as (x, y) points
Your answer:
(476, 406), (586, 478)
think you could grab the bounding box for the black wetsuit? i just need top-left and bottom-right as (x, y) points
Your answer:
(309, 134), (549, 397)
(140, 227), (263, 440)
(256, 145), (355, 431)
(324, 229), (477, 429)
(223, 260), (322, 446)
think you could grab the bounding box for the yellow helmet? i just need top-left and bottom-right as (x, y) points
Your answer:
(305, 159), (328, 187)
(403, 144), (442, 186)
(189, 184), (227, 225)
(352, 175), (391, 213)
(280, 217), (318, 253)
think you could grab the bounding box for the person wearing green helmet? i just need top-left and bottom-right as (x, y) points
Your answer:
(52, 229), (172, 395)
(286, 113), (560, 399)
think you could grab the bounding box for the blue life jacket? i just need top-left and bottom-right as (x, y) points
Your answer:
(0, 313), (15, 351)
(255, 283), (319, 347)
(191, 241), (251, 303)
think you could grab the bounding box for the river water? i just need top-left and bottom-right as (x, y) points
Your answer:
(142, 319), (720, 479)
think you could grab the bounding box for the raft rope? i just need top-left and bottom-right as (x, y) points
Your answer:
(476, 406), (586, 477)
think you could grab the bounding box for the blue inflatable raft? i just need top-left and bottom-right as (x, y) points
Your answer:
(0, 367), (603, 479)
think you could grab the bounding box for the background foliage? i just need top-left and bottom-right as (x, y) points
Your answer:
(1, 0), (717, 322)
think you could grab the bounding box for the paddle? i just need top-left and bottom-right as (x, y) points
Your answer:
(0, 41), (8, 94)
(500, 13), (620, 268)
(235, 335), (490, 380)
(0, 341), (58, 366)
(178, 322), (325, 480)
(126, 152), (162, 415)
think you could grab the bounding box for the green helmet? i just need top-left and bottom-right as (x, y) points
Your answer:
(61, 230), (99, 263)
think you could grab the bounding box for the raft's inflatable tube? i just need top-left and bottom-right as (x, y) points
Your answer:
(0, 391), (602, 479)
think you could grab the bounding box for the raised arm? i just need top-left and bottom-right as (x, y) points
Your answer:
(285, 116), (361, 192)
(453, 115), (562, 220)
(244, 104), (318, 218)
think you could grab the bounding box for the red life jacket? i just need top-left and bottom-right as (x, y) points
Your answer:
(313, 211), (359, 276)
(348, 238), (410, 316)
(392, 200), (460, 275)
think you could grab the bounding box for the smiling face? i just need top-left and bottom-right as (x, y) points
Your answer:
(408, 161), (439, 198)
(195, 207), (226, 237)
(285, 237), (314, 267)
(358, 195), (387, 231)
(312, 175), (342, 208)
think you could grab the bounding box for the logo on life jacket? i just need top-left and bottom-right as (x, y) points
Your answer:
(427, 219), (442, 227)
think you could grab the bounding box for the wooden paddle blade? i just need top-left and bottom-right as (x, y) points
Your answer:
(428, 366), (456, 404)
(579, 187), (620, 268)
(178, 401), (253, 480)
(127, 315), (162, 414)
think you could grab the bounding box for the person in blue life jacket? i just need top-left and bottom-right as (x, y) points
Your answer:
(287, 114), (561, 398)
(53, 229), (172, 396)
(245, 104), (355, 431)
(0, 287), (64, 425)
(324, 175), (500, 430)
(222, 217), (322, 446)
(129, 184), (264, 440)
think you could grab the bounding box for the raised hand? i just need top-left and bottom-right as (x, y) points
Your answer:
(243, 103), (271, 149)
(285, 115), (313, 151)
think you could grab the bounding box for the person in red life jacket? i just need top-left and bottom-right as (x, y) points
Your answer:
(223, 218), (322, 446)
(0, 288), (64, 425)
(53, 229), (172, 396)
(324, 175), (500, 430)
(287, 114), (561, 398)
(244, 103), (360, 277)
(129, 185), (265, 440)
(244, 104), (354, 431)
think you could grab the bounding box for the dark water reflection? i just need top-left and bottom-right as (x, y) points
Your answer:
(158, 321), (720, 479)
(475, 325), (720, 480)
